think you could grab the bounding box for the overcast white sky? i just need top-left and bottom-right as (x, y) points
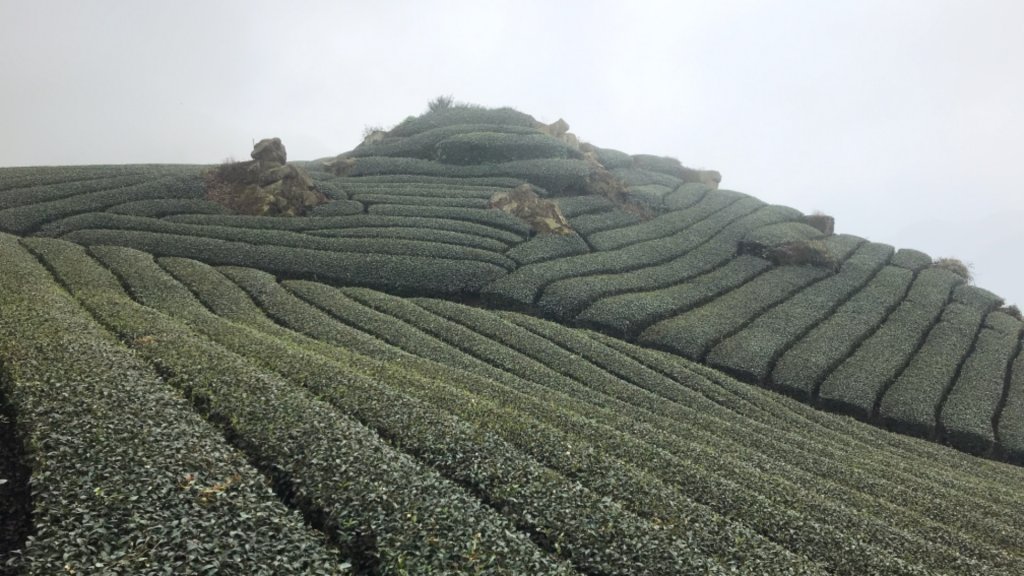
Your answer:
(2, 0), (1022, 305)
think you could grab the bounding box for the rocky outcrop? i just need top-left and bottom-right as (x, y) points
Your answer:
(205, 138), (327, 216)
(490, 184), (573, 235)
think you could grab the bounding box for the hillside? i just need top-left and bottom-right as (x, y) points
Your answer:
(2, 104), (1023, 574)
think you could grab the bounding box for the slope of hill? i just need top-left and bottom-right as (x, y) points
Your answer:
(2, 104), (1023, 574)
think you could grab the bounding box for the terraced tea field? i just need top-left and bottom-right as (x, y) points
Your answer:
(2, 105), (1023, 574)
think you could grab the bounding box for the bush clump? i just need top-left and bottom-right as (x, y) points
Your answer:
(932, 257), (973, 282)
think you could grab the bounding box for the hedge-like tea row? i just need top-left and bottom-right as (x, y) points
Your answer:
(349, 123), (543, 159)
(818, 268), (964, 419)
(334, 289), (909, 575)
(664, 182), (714, 211)
(610, 167), (683, 189)
(166, 212), (525, 244)
(280, 282), (829, 576)
(100, 248), (743, 576)
(891, 248), (933, 271)
(0, 173), (203, 234)
(940, 311), (1022, 455)
(623, 184), (675, 209)
(639, 265), (832, 360)
(769, 265), (916, 400)
(48, 212), (514, 268)
(483, 197), (767, 308)
(347, 156), (596, 195)
(106, 197), (229, 217)
(0, 172), (159, 210)
(307, 226), (510, 252)
(737, 221), (825, 255)
(45, 242), (571, 576)
(567, 210), (644, 238)
(58, 228), (507, 296)
(435, 131), (580, 165)
(342, 183), (507, 198)
(336, 173), (526, 188)
(1000, 345), (1024, 463)
(367, 203), (532, 236)
(353, 193), (491, 209)
(3, 235), (349, 574)
(500, 309), (1024, 572)
(0, 164), (181, 193)
(706, 241), (893, 382)
(587, 190), (746, 251)
(554, 195), (616, 218)
(386, 107), (541, 137)
(536, 203), (809, 320)
(505, 233), (590, 265)
(593, 147), (633, 169)
(577, 255), (772, 337)
(411, 298), (1002, 576)
(878, 302), (986, 439)
(307, 199), (366, 216)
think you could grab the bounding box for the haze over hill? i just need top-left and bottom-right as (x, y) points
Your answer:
(1, 0), (1023, 305)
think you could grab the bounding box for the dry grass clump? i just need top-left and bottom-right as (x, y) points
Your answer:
(932, 257), (973, 282)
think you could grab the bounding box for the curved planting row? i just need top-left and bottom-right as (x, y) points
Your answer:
(0, 235), (349, 575)
(171, 260), (1024, 575)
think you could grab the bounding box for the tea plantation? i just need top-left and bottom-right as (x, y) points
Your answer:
(2, 105), (1023, 574)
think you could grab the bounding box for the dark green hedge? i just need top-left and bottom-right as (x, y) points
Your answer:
(890, 248), (932, 271)
(0, 173), (203, 234)
(51, 242), (568, 576)
(817, 268), (964, 419)
(592, 147), (633, 169)
(336, 173), (526, 188)
(307, 226), (511, 252)
(435, 131), (580, 165)
(165, 211), (525, 244)
(506, 233), (590, 265)
(567, 210), (644, 238)
(940, 312), (1022, 454)
(0, 172), (157, 210)
(347, 156), (595, 195)
(639, 265), (831, 360)
(878, 303), (986, 439)
(554, 195), (616, 218)
(535, 202), (800, 320)
(483, 197), (767, 309)
(351, 193), (490, 209)
(341, 183), (506, 199)
(588, 190), (750, 251)
(106, 198), (229, 217)
(307, 199), (366, 216)
(577, 256), (772, 337)
(7, 236), (348, 574)
(706, 241), (892, 382)
(58, 228), (508, 296)
(0, 164), (190, 193)
(610, 167), (682, 189)
(387, 107), (540, 137)
(999, 345), (1024, 463)
(366, 204), (530, 237)
(349, 123), (542, 159)
(770, 266), (915, 400)
(665, 182), (713, 211)
(48, 212), (514, 268)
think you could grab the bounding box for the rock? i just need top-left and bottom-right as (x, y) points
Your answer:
(803, 213), (835, 235)
(251, 137), (287, 165)
(490, 184), (573, 235)
(205, 138), (327, 216)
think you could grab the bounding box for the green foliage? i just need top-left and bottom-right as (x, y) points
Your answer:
(554, 195), (615, 218)
(891, 248), (932, 271)
(307, 225), (510, 252)
(426, 94), (455, 112)
(933, 257), (974, 282)
(665, 182), (713, 211)
(588, 190), (753, 251)
(770, 266), (915, 400)
(348, 193), (489, 209)
(506, 233), (590, 265)
(940, 312), (1022, 454)
(639, 265), (831, 360)
(366, 203), (530, 236)
(0, 172), (160, 210)
(878, 303), (986, 438)
(707, 241), (892, 382)
(6, 236), (348, 574)
(0, 172), (203, 234)
(106, 197), (229, 217)
(610, 167), (683, 189)
(388, 106), (538, 137)
(350, 123), (543, 160)
(306, 199), (365, 216)
(818, 268), (965, 419)
(58, 228), (508, 296)
(537, 202), (802, 320)
(567, 209), (644, 238)
(592, 147), (633, 169)
(435, 131), (579, 165)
